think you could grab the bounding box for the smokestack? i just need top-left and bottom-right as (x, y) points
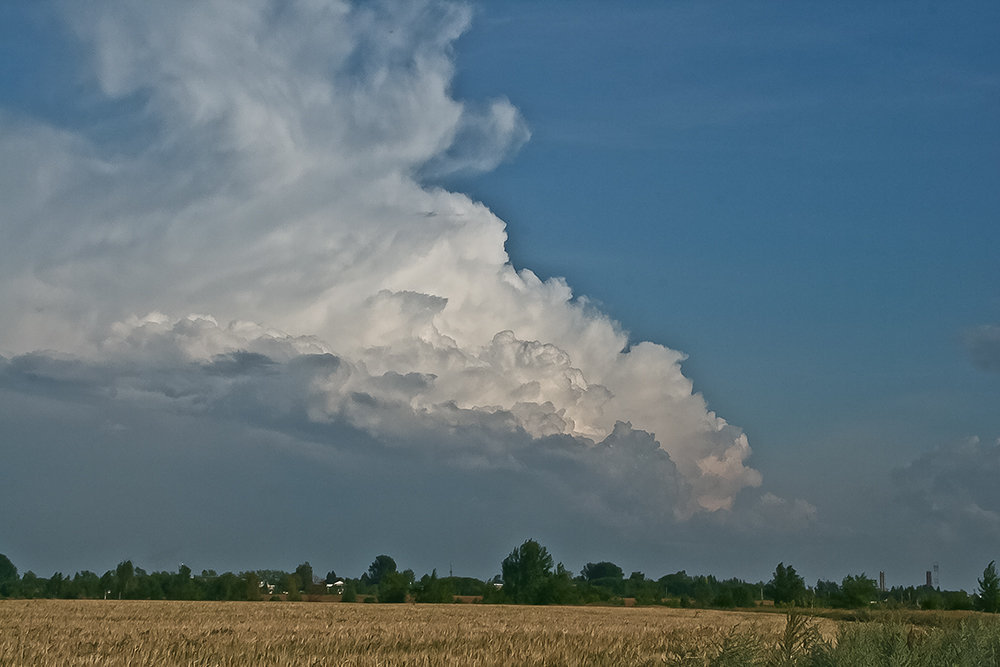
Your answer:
(879, 571), (885, 592)
(925, 571), (932, 587)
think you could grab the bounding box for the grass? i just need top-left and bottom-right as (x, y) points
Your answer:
(0, 600), (997, 666)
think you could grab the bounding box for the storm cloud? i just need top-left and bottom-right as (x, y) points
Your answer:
(0, 0), (811, 574)
(893, 436), (1000, 542)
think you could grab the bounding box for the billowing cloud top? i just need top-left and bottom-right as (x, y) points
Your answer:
(1, 0), (784, 528)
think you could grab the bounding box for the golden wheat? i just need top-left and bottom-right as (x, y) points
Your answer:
(0, 600), (837, 666)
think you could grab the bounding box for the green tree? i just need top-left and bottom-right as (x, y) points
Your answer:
(767, 563), (806, 606)
(341, 580), (357, 602)
(295, 562), (314, 592)
(537, 562), (578, 604)
(414, 570), (454, 603)
(660, 571), (694, 598)
(282, 573), (302, 601)
(942, 590), (973, 610)
(378, 570), (411, 603)
(115, 560), (135, 599)
(581, 561), (624, 581)
(978, 560), (1000, 613)
(99, 571), (114, 598)
(366, 555), (397, 587)
(46, 572), (67, 598)
(445, 576), (489, 597)
(170, 564), (197, 600)
(501, 539), (554, 604)
(728, 581), (755, 607)
(19, 571), (43, 598)
(72, 571), (101, 599)
(814, 579), (840, 606)
(839, 573), (879, 608)
(0, 554), (17, 597)
(580, 562), (625, 596)
(243, 571), (261, 601)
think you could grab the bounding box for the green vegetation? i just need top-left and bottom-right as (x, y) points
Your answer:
(708, 610), (1000, 666)
(979, 561), (1000, 614)
(1, 542), (996, 617)
(497, 539), (574, 604)
(767, 562), (807, 606)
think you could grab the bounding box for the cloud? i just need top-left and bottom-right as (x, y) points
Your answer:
(421, 97), (530, 176)
(964, 325), (1000, 373)
(0, 0), (806, 569)
(1, 332), (806, 577)
(892, 436), (1000, 542)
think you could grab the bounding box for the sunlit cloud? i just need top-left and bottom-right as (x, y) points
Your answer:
(0, 1), (815, 573)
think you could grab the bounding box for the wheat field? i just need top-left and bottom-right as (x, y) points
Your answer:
(0, 600), (829, 666)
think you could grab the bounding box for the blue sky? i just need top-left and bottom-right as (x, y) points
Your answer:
(0, 1), (998, 590)
(443, 1), (1000, 500)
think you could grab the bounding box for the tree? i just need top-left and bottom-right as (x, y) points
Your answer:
(46, 572), (67, 598)
(978, 560), (1000, 613)
(581, 561), (623, 581)
(243, 571), (261, 601)
(72, 571), (101, 599)
(814, 579), (840, 606)
(115, 560), (135, 599)
(0, 554), (17, 597)
(660, 571), (694, 598)
(366, 555), (397, 587)
(19, 571), (42, 598)
(378, 571), (411, 603)
(414, 570), (453, 603)
(171, 564), (196, 600)
(768, 563), (806, 606)
(501, 539), (554, 604)
(325, 570), (339, 585)
(539, 562), (578, 605)
(839, 573), (879, 608)
(690, 574), (717, 606)
(282, 573), (302, 601)
(295, 562), (314, 592)
(727, 581), (755, 608)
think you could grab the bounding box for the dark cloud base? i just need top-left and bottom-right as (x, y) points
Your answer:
(0, 350), (805, 582)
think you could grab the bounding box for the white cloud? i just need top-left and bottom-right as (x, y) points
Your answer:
(0, 0), (793, 537)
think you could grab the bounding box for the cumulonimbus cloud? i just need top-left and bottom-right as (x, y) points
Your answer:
(0, 0), (801, 526)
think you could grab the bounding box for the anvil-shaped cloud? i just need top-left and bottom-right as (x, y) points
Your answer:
(0, 0), (808, 554)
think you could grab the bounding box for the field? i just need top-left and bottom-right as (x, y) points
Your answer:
(1, 600), (997, 666)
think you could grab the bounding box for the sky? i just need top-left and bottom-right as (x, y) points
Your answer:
(0, 1), (998, 591)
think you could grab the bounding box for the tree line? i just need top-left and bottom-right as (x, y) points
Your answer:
(1, 542), (998, 612)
